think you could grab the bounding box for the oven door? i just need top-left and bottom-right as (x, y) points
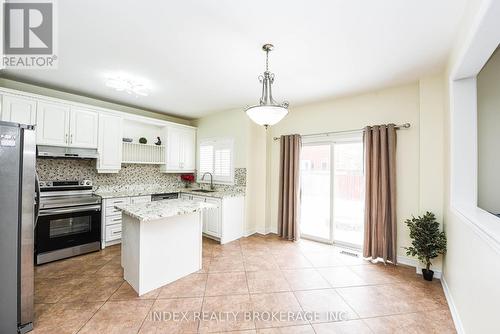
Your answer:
(35, 204), (101, 259)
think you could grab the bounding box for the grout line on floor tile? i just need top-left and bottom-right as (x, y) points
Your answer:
(242, 263), (259, 331)
(198, 259), (209, 333)
(136, 297), (156, 334)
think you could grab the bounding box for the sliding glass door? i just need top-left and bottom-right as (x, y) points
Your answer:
(300, 136), (365, 248)
(300, 144), (332, 242)
(332, 141), (365, 248)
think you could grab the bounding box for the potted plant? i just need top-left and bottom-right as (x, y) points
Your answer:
(404, 212), (447, 281)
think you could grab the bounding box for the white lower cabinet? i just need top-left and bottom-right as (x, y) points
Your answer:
(204, 198), (221, 237)
(101, 195), (151, 248)
(106, 224), (122, 242)
(102, 193), (243, 247)
(180, 193), (244, 244)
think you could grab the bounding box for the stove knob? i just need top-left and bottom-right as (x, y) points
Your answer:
(39, 181), (46, 187)
(82, 179), (92, 186)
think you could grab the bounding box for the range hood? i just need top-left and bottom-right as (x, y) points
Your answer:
(37, 145), (99, 159)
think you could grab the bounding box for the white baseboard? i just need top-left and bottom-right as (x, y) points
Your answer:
(256, 227), (266, 235)
(267, 227), (278, 234)
(396, 255), (442, 279)
(441, 274), (465, 334)
(243, 229), (257, 237)
(254, 225), (277, 235)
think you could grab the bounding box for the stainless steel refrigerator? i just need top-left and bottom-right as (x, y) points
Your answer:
(0, 121), (36, 333)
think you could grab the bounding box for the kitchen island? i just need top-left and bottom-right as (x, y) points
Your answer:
(115, 198), (217, 296)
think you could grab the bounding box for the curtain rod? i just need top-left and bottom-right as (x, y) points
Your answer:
(272, 123), (411, 141)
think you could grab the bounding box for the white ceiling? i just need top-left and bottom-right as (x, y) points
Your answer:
(1, 0), (467, 119)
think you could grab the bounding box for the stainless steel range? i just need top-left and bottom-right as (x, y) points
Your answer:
(35, 180), (101, 265)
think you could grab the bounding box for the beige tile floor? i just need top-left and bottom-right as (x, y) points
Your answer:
(33, 234), (456, 333)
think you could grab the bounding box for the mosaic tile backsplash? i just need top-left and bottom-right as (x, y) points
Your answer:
(36, 158), (246, 190)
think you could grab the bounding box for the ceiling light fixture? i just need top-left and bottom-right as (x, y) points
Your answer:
(245, 44), (289, 128)
(105, 76), (149, 97)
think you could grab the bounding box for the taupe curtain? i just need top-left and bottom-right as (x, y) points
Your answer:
(278, 134), (302, 241)
(363, 124), (397, 264)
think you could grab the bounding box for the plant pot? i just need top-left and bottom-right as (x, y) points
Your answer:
(422, 268), (434, 281)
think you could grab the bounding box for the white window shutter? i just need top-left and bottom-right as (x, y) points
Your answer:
(198, 138), (234, 184)
(199, 143), (214, 174)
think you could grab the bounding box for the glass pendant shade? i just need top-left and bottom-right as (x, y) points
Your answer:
(245, 105), (288, 127)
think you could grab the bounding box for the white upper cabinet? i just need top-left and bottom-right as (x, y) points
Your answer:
(97, 113), (123, 173)
(69, 107), (98, 148)
(0, 94), (37, 125)
(36, 101), (70, 146)
(0, 88), (196, 169)
(161, 125), (196, 173)
(181, 127), (196, 171)
(36, 101), (98, 148)
(165, 125), (182, 171)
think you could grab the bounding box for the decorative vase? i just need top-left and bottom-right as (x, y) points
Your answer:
(155, 136), (162, 146)
(139, 137), (147, 144)
(422, 268), (434, 281)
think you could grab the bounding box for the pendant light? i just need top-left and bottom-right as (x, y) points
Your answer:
(245, 44), (289, 128)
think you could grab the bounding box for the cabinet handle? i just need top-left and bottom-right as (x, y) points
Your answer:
(70, 134), (73, 144)
(112, 231), (121, 235)
(65, 133), (68, 143)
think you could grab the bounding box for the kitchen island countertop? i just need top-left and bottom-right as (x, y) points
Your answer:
(115, 198), (217, 222)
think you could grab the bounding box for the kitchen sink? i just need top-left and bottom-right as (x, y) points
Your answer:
(191, 189), (215, 193)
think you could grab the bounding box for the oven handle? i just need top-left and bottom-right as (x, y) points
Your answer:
(38, 204), (102, 217)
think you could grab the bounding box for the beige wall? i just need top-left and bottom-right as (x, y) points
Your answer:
(477, 47), (500, 214)
(417, 75), (446, 270)
(195, 109), (267, 235)
(265, 79), (446, 267)
(195, 109), (249, 168)
(246, 122), (267, 235)
(0, 78), (192, 125)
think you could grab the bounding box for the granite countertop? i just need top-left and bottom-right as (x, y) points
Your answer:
(181, 187), (245, 199)
(115, 198), (218, 222)
(95, 186), (245, 199)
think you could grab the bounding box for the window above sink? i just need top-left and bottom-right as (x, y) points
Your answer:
(198, 138), (234, 185)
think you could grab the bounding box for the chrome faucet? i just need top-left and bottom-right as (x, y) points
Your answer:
(201, 172), (215, 190)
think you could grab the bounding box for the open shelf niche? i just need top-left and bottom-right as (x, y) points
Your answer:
(121, 119), (166, 164)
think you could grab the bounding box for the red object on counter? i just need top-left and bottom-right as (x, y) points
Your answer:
(180, 174), (195, 183)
